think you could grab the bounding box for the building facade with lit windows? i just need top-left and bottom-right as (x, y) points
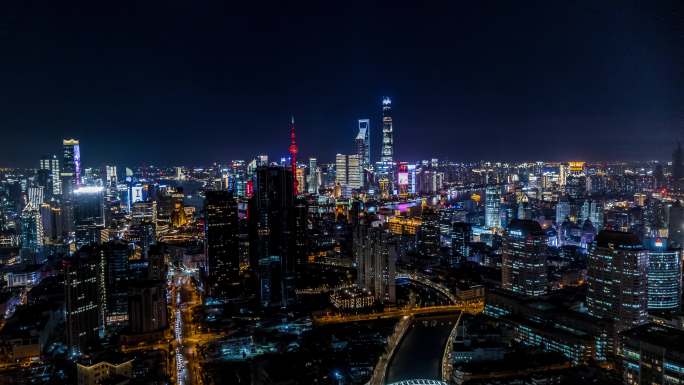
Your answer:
(501, 219), (547, 297)
(621, 323), (684, 385)
(380, 97), (393, 164)
(354, 218), (397, 304)
(335, 154), (363, 191)
(586, 230), (648, 333)
(485, 288), (613, 364)
(61, 138), (81, 196)
(645, 238), (682, 311)
(355, 118), (370, 167)
(485, 185), (501, 229)
(204, 190), (240, 301)
(64, 251), (102, 355)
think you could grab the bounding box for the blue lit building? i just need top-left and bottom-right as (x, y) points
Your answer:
(645, 238), (682, 311)
(484, 185), (501, 229)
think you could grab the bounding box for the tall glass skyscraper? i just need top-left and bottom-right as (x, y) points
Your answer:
(307, 158), (319, 194)
(501, 219), (547, 296)
(355, 119), (370, 167)
(587, 230), (648, 333)
(61, 138), (81, 196)
(646, 238), (682, 311)
(204, 190), (240, 301)
(248, 166), (298, 308)
(555, 196), (570, 225)
(335, 154), (363, 191)
(381, 97), (393, 163)
(485, 185), (501, 229)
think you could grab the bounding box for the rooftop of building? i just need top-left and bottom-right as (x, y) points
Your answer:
(595, 230), (642, 248)
(507, 219), (544, 236)
(621, 323), (684, 352)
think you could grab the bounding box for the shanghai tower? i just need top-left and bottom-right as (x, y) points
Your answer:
(381, 97), (393, 163)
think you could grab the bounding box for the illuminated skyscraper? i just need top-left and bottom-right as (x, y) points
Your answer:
(28, 186), (44, 207)
(102, 240), (130, 325)
(249, 166), (297, 307)
(73, 186), (105, 247)
(501, 219), (547, 296)
(335, 154), (363, 191)
(589, 200), (604, 230)
(105, 165), (117, 188)
(381, 97), (393, 163)
(20, 205), (43, 256)
(555, 196), (570, 225)
(307, 158), (319, 194)
(61, 139), (81, 195)
(354, 218), (397, 304)
(64, 250), (102, 355)
(355, 118), (370, 167)
(587, 230), (648, 332)
(451, 222), (472, 266)
(417, 207), (441, 259)
(485, 185), (501, 229)
(646, 238), (682, 311)
(204, 190), (240, 301)
(40, 154), (61, 196)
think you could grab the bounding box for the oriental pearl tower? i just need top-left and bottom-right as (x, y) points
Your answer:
(289, 116), (298, 195)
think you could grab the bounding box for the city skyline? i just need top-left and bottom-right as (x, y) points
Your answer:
(1, 1), (682, 167)
(2, 2), (684, 385)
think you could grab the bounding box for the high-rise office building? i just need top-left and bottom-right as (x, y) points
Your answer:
(451, 222), (472, 266)
(381, 97), (393, 163)
(64, 250), (102, 355)
(37, 157), (52, 199)
(646, 238), (682, 311)
(73, 186), (105, 247)
(556, 196), (570, 225)
(40, 154), (61, 196)
(127, 280), (168, 335)
(587, 230), (648, 333)
(335, 154), (363, 190)
(417, 207), (441, 259)
(485, 185), (501, 229)
(61, 139), (81, 196)
(668, 200), (684, 248)
(589, 200), (604, 230)
(20, 205), (43, 256)
(355, 119), (370, 167)
(248, 166), (297, 307)
(204, 190), (240, 301)
(354, 218), (397, 304)
(307, 158), (319, 194)
(501, 219), (547, 297)
(105, 165), (117, 188)
(102, 241), (130, 325)
(27, 186), (44, 208)
(416, 169), (442, 194)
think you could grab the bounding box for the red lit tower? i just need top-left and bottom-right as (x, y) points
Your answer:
(289, 116), (298, 194)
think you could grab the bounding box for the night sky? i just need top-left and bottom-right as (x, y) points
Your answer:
(0, 1), (682, 167)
